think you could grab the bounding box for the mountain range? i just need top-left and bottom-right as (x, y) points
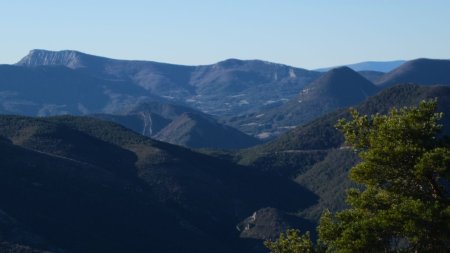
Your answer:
(16, 49), (321, 116)
(227, 57), (450, 139)
(1, 49), (450, 252)
(3, 84), (447, 252)
(7, 50), (450, 142)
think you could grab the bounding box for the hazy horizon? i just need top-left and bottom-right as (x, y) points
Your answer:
(2, 0), (450, 69)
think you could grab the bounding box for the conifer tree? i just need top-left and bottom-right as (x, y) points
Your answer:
(265, 100), (450, 253)
(319, 100), (450, 252)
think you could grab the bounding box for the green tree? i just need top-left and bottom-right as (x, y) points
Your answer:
(264, 229), (317, 253)
(319, 100), (450, 252)
(265, 100), (450, 253)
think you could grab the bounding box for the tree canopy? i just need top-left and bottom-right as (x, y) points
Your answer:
(265, 100), (450, 253)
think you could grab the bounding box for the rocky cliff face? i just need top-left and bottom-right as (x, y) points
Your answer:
(237, 207), (312, 240)
(17, 49), (87, 68)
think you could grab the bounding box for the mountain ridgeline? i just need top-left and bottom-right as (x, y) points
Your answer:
(1, 50), (450, 252)
(226, 67), (379, 139)
(226, 58), (450, 139)
(7, 50), (450, 141)
(376, 58), (450, 87)
(16, 49), (321, 116)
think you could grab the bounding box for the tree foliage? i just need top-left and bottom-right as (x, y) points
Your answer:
(265, 100), (450, 253)
(264, 229), (317, 253)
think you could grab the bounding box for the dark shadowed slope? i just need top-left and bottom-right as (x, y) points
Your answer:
(0, 115), (317, 253)
(227, 67), (379, 139)
(0, 132), (205, 253)
(377, 58), (450, 87)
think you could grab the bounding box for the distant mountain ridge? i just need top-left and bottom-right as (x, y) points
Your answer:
(226, 58), (450, 138)
(316, 60), (406, 72)
(16, 49), (322, 116)
(6, 49), (450, 144)
(226, 67), (379, 139)
(376, 58), (450, 87)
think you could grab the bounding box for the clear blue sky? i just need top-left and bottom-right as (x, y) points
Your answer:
(1, 0), (449, 69)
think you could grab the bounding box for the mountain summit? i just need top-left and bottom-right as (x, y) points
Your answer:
(304, 66), (378, 105)
(16, 49), (100, 69)
(377, 58), (450, 87)
(227, 67), (378, 138)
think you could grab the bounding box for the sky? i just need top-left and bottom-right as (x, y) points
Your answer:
(1, 0), (450, 69)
